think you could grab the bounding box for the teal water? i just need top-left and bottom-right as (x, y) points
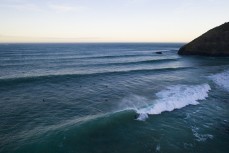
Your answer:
(0, 43), (228, 153)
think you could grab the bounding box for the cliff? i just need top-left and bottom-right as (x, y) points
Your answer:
(178, 22), (229, 56)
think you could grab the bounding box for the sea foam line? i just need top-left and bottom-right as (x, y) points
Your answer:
(136, 84), (211, 121)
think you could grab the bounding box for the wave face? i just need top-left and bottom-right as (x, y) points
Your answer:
(136, 84), (211, 121)
(209, 70), (229, 92)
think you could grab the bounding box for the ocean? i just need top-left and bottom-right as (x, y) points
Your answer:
(0, 43), (228, 153)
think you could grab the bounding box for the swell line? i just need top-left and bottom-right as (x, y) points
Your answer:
(0, 67), (192, 85)
(0, 54), (155, 62)
(0, 58), (179, 67)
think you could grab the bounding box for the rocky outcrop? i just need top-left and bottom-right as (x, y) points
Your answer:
(178, 22), (229, 56)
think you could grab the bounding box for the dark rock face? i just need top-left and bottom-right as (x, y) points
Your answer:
(178, 22), (229, 56)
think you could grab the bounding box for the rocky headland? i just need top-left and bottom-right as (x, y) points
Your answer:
(178, 22), (229, 56)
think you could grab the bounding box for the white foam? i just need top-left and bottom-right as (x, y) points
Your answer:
(191, 126), (214, 142)
(209, 70), (229, 92)
(136, 84), (211, 121)
(136, 113), (148, 121)
(156, 144), (160, 152)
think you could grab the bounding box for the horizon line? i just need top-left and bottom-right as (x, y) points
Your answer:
(0, 41), (187, 44)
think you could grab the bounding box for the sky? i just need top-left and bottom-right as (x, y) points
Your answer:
(0, 0), (228, 43)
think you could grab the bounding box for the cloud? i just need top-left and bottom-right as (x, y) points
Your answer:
(0, 1), (86, 13)
(48, 3), (86, 12)
(127, 0), (149, 4)
(0, 2), (43, 12)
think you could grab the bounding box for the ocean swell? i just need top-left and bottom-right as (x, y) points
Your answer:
(136, 84), (211, 121)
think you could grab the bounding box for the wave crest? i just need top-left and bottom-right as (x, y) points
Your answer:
(209, 70), (229, 92)
(136, 84), (211, 121)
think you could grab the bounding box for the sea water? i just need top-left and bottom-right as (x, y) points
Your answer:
(0, 43), (228, 153)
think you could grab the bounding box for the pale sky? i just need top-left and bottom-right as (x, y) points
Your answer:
(0, 0), (228, 43)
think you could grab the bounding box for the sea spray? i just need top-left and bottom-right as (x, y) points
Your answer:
(209, 70), (229, 92)
(137, 84), (211, 121)
(119, 95), (150, 111)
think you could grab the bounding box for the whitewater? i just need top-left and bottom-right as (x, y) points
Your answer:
(136, 84), (211, 121)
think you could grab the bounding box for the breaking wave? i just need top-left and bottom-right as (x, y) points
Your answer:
(136, 84), (211, 121)
(209, 70), (229, 92)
